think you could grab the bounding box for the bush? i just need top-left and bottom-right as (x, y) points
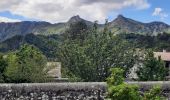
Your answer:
(108, 83), (141, 100)
(107, 68), (166, 100)
(107, 68), (141, 100)
(143, 86), (165, 100)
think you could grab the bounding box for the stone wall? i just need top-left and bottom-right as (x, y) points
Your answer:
(0, 82), (107, 100)
(1, 81), (170, 99)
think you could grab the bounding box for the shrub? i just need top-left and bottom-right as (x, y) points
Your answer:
(107, 68), (166, 100)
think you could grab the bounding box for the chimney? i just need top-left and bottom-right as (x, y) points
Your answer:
(163, 49), (166, 53)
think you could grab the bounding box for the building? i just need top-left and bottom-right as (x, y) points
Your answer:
(47, 62), (61, 78)
(154, 50), (170, 68)
(46, 62), (68, 82)
(128, 50), (170, 80)
(154, 50), (170, 79)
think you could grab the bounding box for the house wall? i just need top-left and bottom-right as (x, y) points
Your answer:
(46, 62), (61, 78)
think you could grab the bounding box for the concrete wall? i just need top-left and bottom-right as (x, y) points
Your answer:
(0, 82), (107, 100)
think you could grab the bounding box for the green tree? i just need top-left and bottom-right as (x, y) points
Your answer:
(58, 21), (137, 81)
(0, 54), (7, 82)
(85, 20), (137, 81)
(87, 33), (136, 81)
(5, 44), (47, 83)
(137, 50), (167, 81)
(58, 41), (96, 81)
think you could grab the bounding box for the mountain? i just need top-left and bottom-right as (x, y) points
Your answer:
(0, 15), (94, 41)
(67, 15), (93, 26)
(0, 15), (169, 41)
(108, 15), (170, 35)
(0, 21), (51, 40)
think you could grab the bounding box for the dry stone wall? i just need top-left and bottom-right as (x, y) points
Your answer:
(1, 81), (170, 99)
(0, 82), (107, 100)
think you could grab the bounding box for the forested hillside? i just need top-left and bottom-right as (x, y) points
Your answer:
(0, 34), (61, 59)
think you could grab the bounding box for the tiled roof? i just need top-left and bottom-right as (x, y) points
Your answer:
(154, 52), (170, 61)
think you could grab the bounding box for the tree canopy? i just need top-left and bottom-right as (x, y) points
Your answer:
(4, 44), (47, 83)
(58, 21), (137, 81)
(137, 50), (168, 81)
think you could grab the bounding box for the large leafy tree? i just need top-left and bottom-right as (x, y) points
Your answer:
(136, 50), (167, 81)
(5, 44), (47, 83)
(59, 41), (96, 81)
(58, 21), (137, 81)
(86, 27), (137, 81)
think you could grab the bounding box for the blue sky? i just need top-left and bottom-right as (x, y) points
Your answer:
(0, 11), (36, 21)
(116, 0), (170, 24)
(0, 0), (169, 24)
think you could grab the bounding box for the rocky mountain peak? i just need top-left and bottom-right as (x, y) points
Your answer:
(110, 14), (129, 26)
(114, 14), (127, 22)
(68, 15), (82, 23)
(117, 14), (125, 19)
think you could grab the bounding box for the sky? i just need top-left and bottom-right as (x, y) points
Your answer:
(0, 0), (169, 24)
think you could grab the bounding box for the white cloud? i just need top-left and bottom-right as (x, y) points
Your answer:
(152, 8), (168, 20)
(0, 0), (150, 23)
(0, 16), (21, 22)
